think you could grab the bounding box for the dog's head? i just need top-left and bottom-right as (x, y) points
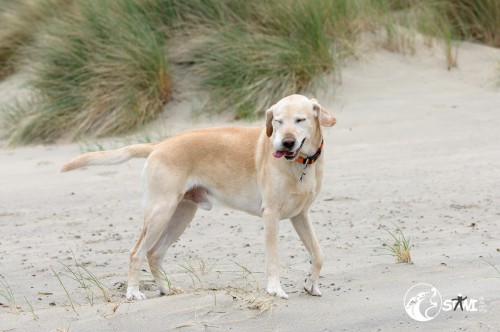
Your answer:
(266, 94), (336, 160)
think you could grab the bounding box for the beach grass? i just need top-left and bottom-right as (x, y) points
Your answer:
(1, 0), (499, 143)
(0, 0), (72, 78)
(6, 0), (171, 144)
(380, 223), (412, 264)
(0, 274), (18, 313)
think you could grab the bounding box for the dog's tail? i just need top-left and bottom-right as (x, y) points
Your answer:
(60, 143), (157, 172)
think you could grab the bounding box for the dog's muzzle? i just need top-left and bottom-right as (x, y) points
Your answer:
(273, 138), (306, 160)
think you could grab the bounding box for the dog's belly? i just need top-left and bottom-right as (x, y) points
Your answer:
(217, 191), (263, 216)
(184, 177), (262, 217)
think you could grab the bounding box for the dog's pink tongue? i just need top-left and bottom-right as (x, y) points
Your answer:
(273, 150), (286, 158)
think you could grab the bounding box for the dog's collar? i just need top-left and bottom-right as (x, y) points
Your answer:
(295, 140), (324, 165)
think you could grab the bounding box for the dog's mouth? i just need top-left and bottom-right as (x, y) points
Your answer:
(273, 150), (298, 160)
(272, 138), (306, 160)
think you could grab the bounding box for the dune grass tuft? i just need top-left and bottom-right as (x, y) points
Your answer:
(408, 1), (461, 69)
(173, 0), (362, 118)
(0, 274), (18, 313)
(440, 0), (500, 48)
(7, 0), (171, 144)
(182, 27), (333, 118)
(380, 223), (412, 264)
(391, 0), (500, 68)
(482, 257), (500, 279)
(0, 0), (71, 78)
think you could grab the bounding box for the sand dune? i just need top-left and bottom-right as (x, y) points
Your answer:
(1, 42), (499, 331)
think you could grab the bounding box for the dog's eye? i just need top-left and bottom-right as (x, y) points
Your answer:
(295, 118), (306, 123)
(274, 119), (283, 125)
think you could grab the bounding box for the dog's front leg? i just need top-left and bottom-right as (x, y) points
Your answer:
(263, 211), (288, 299)
(291, 210), (323, 296)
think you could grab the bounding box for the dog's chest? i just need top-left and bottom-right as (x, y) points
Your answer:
(280, 177), (318, 217)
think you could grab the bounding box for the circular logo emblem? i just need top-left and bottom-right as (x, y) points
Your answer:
(404, 283), (442, 321)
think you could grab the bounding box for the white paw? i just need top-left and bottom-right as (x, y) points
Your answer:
(157, 282), (172, 296)
(126, 287), (147, 301)
(266, 279), (289, 299)
(266, 286), (289, 299)
(304, 277), (322, 296)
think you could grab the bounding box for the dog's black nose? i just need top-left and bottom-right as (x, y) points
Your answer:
(282, 137), (296, 150)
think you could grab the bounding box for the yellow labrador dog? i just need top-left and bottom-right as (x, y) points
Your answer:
(61, 94), (336, 300)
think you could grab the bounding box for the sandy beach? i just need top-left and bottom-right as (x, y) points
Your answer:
(1, 42), (499, 331)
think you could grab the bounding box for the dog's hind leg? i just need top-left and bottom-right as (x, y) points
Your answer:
(290, 210), (323, 296)
(126, 162), (188, 301)
(146, 199), (198, 296)
(126, 197), (182, 300)
(127, 227), (146, 299)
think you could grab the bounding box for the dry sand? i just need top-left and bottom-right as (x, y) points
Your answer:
(1, 42), (499, 331)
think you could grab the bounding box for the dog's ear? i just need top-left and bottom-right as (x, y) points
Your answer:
(265, 106), (275, 137)
(311, 99), (336, 127)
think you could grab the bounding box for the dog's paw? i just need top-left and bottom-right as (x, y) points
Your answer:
(266, 286), (289, 299)
(158, 283), (170, 296)
(126, 287), (147, 301)
(304, 277), (322, 296)
(266, 277), (288, 299)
